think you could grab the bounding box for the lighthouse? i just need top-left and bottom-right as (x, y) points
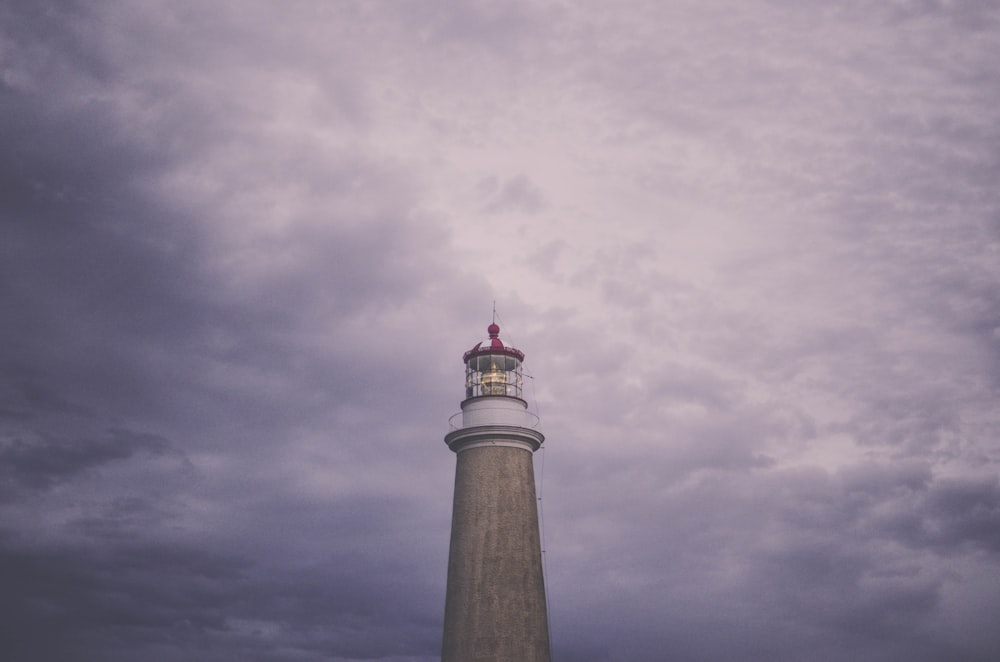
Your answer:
(441, 322), (551, 662)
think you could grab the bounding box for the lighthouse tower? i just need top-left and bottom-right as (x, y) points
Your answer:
(441, 323), (550, 662)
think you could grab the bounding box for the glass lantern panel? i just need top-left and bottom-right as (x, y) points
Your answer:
(464, 353), (523, 398)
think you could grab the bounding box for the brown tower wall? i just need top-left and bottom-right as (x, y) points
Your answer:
(441, 444), (550, 662)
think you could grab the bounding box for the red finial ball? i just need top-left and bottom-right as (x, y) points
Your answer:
(487, 323), (500, 338)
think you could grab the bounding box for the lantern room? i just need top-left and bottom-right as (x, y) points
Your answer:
(463, 323), (525, 400)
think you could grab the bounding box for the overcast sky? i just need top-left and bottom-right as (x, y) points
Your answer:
(3, 1), (1000, 660)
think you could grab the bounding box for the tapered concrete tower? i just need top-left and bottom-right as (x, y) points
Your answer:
(441, 323), (550, 662)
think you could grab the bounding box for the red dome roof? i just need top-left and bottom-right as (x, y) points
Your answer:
(463, 323), (525, 362)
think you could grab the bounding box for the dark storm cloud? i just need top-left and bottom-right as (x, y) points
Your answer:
(899, 476), (1000, 553)
(1, 0), (462, 435)
(545, 460), (1000, 661)
(0, 3), (463, 660)
(0, 540), (246, 662)
(0, 365), (90, 420)
(0, 497), (444, 662)
(0, 428), (169, 496)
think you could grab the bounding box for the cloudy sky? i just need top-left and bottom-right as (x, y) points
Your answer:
(3, 1), (1000, 660)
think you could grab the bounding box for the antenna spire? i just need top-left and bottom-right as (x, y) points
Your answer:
(492, 300), (496, 324)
